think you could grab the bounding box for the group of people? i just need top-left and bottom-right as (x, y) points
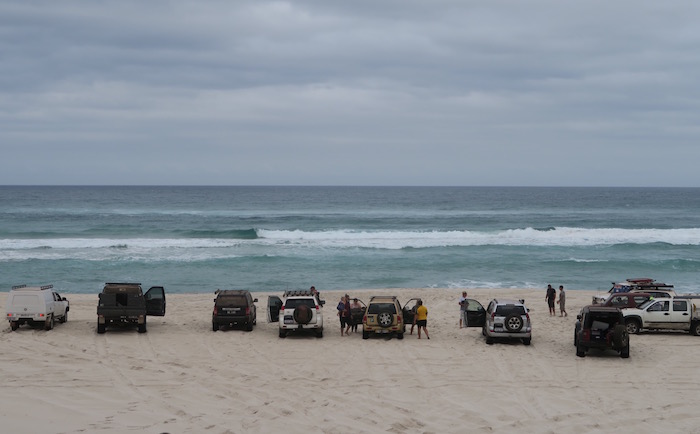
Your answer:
(336, 294), (364, 336)
(545, 284), (567, 317)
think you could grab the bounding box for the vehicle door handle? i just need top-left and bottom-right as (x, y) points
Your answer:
(664, 313), (669, 315)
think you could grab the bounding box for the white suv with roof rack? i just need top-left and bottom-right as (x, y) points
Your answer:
(6, 284), (69, 331)
(267, 290), (324, 338)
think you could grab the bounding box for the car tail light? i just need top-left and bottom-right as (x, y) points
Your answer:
(363, 315), (367, 322)
(582, 329), (590, 341)
(397, 315), (402, 323)
(491, 312), (496, 321)
(245, 307), (250, 315)
(213, 307), (218, 315)
(39, 313), (44, 317)
(316, 305), (320, 311)
(280, 305), (285, 311)
(526, 313), (530, 321)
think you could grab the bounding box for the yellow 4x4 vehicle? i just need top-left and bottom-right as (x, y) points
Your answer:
(362, 296), (404, 340)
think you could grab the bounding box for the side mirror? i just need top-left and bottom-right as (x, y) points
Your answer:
(253, 298), (258, 303)
(62, 297), (67, 301)
(320, 300), (326, 306)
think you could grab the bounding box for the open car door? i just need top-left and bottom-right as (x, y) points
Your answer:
(402, 298), (421, 326)
(350, 299), (367, 326)
(268, 295), (282, 323)
(465, 298), (486, 328)
(145, 286), (166, 316)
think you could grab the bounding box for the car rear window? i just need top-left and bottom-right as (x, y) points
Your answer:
(583, 312), (621, 328)
(494, 305), (526, 316)
(367, 303), (397, 314)
(284, 299), (316, 309)
(216, 296), (247, 307)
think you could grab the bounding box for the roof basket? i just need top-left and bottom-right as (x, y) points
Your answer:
(105, 282), (142, 286)
(283, 290), (314, 297)
(11, 284), (27, 290)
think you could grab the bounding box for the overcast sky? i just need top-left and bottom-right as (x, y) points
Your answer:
(2, 1), (699, 186)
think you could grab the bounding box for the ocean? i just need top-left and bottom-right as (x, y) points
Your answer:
(1, 186), (699, 294)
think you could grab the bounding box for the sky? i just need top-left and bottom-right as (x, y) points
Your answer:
(1, 1), (699, 187)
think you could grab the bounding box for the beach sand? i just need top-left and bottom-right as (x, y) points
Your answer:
(2, 288), (700, 433)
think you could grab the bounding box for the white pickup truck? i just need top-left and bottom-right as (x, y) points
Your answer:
(6, 284), (70, 331)
(623, 297), (700, 335)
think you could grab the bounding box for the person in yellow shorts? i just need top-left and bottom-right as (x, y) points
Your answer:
(415, 299), (430, 339)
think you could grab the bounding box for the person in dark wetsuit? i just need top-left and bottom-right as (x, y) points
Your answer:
(546, 284), (557, 316)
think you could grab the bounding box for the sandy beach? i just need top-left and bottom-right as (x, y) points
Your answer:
(2, 288), (700, 434)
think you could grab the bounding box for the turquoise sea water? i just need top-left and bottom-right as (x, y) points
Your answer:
(1, 186), (699, 294)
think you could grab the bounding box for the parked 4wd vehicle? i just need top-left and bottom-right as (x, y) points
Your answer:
(268, 290), (324, 338)
(482, 299), (532, 345)
(212, 290), (257, 331)
(575, 306), (629, 358)
(6, 284), (69, 331)
(592, 278), (674, 304)
(362, 296), (405, 340)
(598, 292), (653, 309)
(96, 283), (166, 334)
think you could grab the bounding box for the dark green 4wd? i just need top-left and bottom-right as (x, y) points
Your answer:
(575, 306), (629, 358)
(212, 290), (257, 332)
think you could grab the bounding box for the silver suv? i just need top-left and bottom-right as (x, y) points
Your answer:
(483, 299), (532, 345)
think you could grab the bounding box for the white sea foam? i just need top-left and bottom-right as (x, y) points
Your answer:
(2, 227), (700, 257)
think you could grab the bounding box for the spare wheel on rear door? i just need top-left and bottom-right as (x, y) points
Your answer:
(504, 314), (524, 332)
(293, 304), (313, 324)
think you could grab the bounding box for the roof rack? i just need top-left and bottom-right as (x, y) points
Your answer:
(11, 284), (53, 290)
(283, 290), (314, 297)
(105, 282), (142, 286)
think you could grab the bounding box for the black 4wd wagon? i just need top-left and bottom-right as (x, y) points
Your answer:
(212, 289), (257, 331)
(575, 306), (630, 358)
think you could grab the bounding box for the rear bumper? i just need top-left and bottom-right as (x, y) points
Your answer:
(213, 315), (254, 325)
(364, 325), (404, 334)
(485, 327), (531, 339)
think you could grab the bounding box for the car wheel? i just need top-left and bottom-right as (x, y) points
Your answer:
(60, 312), (68, 324)
(485, 336), (494, 345)
(279, 329), (287, 338)
(212, 322), (219, 332)
(612, 324), (629, 348)
(45, 314), (54, 331)
(97, 323), (106, 334)
(10, 321), (19, 331)
(377, 311), (393, 328)
(138, 318), (147, 333)
(293, 305), (312, 325)
(576, 344), (586, 358)
(397, 332), (404, 340)
(316, 330), (323, 338)
(245, 322), (253, 332)
(522, 338), (531, 345)
(504, 314), (523, 332)
(620, 345), (630, 358)
(362, 330), (369, 340)
(691, 321), (700, 336)
(625, 319), (641, 334)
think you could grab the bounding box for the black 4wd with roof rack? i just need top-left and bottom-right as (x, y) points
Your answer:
(96, 282), (166, 334)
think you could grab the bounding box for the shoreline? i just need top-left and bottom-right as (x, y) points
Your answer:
(3, 288), (700, 433)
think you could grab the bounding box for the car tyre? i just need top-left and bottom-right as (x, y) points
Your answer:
(576, 344), (586, 357)
(362, 330), (369, 339)
(60, 312), (68, 324)
(625, 319), (641, 334)
(10, 321), (19, 331)
(612, 324), (629, 348)
(620, 345), (630, 358)
(245, 322), (253, 332)
(293, 305), (312, 325)
(279, 329), (287, 338)
(397, 332), (404, 340)
(691, 321), (700, 336)
(45, 314), (54, 331)
(212, 322), (219, 332)
(504, 314), (523, 332)
(485, 336), (494, 345)
(138, 318), (147, 333)
(97, 323), (106, 334)
(316, 330), (323, 338)
(522, 338), (531, 345)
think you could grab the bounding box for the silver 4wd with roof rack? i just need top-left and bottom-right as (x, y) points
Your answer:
(268, 290), (324, 338)
(456, 298), (532, 345)
(6, 284), (69, 331)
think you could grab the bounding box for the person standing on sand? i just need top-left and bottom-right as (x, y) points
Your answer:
(350, 298), (362, 333)
(459, 291), (469, 328)
(546, 284), (557, 316)
(343, 294), (352, 335)
(557, 285), (567, 317)
(415, 299), (430, 339)
(337, 296), (348, 336)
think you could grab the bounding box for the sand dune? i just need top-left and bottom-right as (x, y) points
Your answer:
(2, 288), (700, 433)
